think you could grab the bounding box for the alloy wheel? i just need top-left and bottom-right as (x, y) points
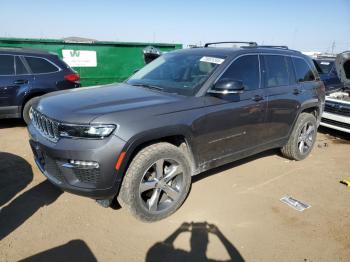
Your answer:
(139, 159), (184, 212)
(297, 122), (315, 155)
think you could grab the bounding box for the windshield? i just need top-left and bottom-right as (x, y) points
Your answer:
(315, 59), (334, 74)
(126, 52), (225, 96)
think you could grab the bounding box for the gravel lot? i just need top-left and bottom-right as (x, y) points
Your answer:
(0, 119), (349, 262)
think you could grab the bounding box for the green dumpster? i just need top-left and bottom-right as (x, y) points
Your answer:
(0, 37), (182, 87)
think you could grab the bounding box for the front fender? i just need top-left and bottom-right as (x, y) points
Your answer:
(116, 125), (197, 180)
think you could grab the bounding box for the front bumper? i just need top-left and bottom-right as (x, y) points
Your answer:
(320, 112), (350, 133)
(28, 123), (127, 199)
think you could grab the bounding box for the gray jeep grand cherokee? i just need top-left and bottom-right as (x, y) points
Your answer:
(28, 42), (325, 221)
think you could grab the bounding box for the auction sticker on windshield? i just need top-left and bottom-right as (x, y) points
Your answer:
(200, 56), (225, 64)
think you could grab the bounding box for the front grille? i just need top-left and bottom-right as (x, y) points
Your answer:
(31, 109), (60, 142)
(73, 168), (101, 185)
(321, 118), (350, 130)
(324, 102), (350, 117)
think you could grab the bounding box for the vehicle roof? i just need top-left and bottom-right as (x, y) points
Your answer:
(315, 57), (335, 61)
(0, 47), (56, 57)
(170, 46), (303, 57)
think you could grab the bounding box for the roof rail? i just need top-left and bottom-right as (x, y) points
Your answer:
(256, 45), (289, 50)
(204, 41), (257, 47)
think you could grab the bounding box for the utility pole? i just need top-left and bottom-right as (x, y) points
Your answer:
(331, 41), (336, 55)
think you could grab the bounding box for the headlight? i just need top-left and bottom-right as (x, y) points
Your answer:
(29, 107), (34, 120)
(59, 124), (116, 139)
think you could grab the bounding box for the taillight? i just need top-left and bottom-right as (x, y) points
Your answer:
(64, 73), (80, 82)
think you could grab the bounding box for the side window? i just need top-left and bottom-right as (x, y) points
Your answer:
(15, 57), (29, 75)
(24, 57), (59, 74)
(263, 55), (290, 87)
(330, 65), (337, 76)
(220, 55), (260, 90)
(292, 57), (315, 82)
(0, 55), (15, 75)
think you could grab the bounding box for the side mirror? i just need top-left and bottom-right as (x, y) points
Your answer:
(209, 79), (244, 95)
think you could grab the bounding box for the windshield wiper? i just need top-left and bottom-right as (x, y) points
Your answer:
(131, 83), (163, 91)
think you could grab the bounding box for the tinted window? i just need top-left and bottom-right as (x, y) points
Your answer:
(0, 55), (15, 75)
(293, 57), (315, 82)
(315, 59), (334, 74)
(15, 56), (28, 75)
(264, 55), (290, 87)
(220, 55), (260, 90)
(25, 57), (58, 74)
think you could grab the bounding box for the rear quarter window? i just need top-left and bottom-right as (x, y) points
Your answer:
(292, 57), (315, 82)
(24, 56), (59, 74)
(0, 55), (15, 75)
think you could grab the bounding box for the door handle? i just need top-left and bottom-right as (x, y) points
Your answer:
(293, 88), (301, 95)
(252, 95), (264, 102)
(13, 79), (28, 85)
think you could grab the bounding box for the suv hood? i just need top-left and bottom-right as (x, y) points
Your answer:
(335, 51), (350, 87)
(36, 83), (183, 123)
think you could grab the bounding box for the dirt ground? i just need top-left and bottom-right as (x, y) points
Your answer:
(0, 119), (349, 262)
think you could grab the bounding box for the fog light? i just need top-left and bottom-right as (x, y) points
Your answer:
(63, 160), (100, 169)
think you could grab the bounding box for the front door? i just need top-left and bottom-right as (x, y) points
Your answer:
(199, 54), (268, 163)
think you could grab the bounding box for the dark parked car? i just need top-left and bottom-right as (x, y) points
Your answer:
(0, 48), (80, 123)
(313, 57), (343, 92)
(28, 42), (325, 221)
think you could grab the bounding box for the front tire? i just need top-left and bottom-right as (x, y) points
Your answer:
(118, 142), (192, 222)
(281, 113), (317, 161)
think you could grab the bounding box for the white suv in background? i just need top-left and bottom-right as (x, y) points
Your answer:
(320, 51), (350, 133)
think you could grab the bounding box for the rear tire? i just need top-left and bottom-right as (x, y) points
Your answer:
(22, 97), (40, 125)
(118, 142), (192, 222)
(281, 113), (317, 161)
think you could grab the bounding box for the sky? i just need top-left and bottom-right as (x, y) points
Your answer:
(1, 0), (349, 53)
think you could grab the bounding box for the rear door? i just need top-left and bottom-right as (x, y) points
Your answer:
(0, 55), (16, 107)
(262, 54), (300, 141)
(0, 54), (34, 107)
(199, 54), (268, 162)
(23, 56), (61, 93)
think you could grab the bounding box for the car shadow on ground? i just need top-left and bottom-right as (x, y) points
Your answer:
(146, 222), (244, 262)
(19, 240), (97, 262)
(0, 152), (33, 207)
(0, 118), (26, 129)
(0, 152), (62, 241)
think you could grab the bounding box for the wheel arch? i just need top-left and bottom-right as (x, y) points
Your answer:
(285, 99), (321, 141)
(21, 91), (46, 115)
(116, 128), (198, 187)
(300, 103), (320, 119)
